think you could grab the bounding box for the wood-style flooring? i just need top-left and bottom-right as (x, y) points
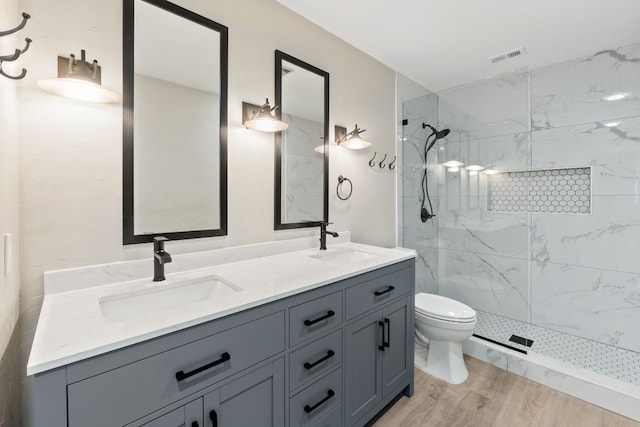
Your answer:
(373, 355), (639, 427)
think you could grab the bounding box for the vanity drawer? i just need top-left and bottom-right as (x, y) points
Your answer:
(345, 265), (413, 320)
(67, 311), (285, 427)
(290, 367), (342, 427)
(290, 290), (342, 347)
(290, 329), (342, 391)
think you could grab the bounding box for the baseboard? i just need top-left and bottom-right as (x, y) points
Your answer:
(463, 336), (640, 422)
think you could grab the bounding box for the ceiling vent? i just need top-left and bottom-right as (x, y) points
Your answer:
(489, 47), (527, 64)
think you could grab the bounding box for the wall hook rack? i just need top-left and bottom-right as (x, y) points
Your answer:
(0, 13), (31, 80)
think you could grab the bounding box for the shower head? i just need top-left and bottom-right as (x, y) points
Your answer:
(422, 123), (451, 140)
(423, 123), (451, 152)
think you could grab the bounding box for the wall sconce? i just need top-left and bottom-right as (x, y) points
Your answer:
(37, 50), (121, 103)
(335, 124), (372, 150)
(242, 98), (288, 132)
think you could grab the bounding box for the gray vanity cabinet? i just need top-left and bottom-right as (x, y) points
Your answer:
(382, 298), (411, 396)
(33, 259), (414, 427)
(344, 265), (413, 427)
(345, 310), (383, 423)
(138, 399), (202, 427)
(132, 359), (284, 427)
(203, 358), (285, 427)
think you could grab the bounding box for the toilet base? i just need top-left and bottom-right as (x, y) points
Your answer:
(423, 339), (468, 385)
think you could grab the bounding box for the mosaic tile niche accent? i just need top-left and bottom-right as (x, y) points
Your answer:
(487, 167), (591, 214)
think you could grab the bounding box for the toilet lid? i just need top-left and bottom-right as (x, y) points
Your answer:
(415, 293), (476, 322)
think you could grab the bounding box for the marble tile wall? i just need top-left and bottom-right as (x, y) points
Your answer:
(433, 71), (533, 322)
(401, 41), (640, 360)
(529, 42), (640, 353)
(282, 114), (325, 222)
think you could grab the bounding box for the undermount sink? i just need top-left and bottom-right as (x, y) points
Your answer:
(99, 274), (242, 322)
(309, 247), (378, 264)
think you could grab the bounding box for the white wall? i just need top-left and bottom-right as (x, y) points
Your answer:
(17, 0), (396, 424)
(0, 0), (22, 424)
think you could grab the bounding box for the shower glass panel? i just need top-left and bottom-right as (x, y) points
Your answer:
(402, 72), (531, 351)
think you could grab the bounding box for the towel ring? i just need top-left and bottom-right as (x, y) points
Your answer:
(337, 175), (353, 201)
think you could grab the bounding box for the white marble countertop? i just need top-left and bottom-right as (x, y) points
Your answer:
(28, 241), (415, 376)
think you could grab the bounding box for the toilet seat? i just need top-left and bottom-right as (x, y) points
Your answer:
(415, 293), (476, 323)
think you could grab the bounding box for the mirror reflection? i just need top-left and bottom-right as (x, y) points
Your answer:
(275, 51), (329, 229)
(123, 0), (228, 244)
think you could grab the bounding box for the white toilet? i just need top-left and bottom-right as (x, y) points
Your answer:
(414, 292), (477, 384)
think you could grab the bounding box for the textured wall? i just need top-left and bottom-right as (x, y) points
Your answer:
(0, 325), (21, 427)
(0, 0), (22, 424)
(17, 0), (396, 424)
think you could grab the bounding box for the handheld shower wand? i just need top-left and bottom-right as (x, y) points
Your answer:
(420, 123), (450, 223)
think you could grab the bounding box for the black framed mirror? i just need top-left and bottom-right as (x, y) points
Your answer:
(274, 50), (329, 230)
(123, 0), (228, 244)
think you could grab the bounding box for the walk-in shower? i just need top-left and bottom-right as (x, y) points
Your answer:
(400, 41), (640, 398)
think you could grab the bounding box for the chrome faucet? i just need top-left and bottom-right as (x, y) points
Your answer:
(153, 236), (172, 282)
(319, 222), (338, 250)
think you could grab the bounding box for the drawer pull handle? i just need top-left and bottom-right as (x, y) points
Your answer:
(384, 318), (391, 348)
(374, 285), (395, 296)
(304, 389), (335, 414)
(175, 352), (231, 381)
(304, 350), (336, 370)
(209, 410), (218, 427)
(378, 321), (385, 351)
(304, 310), (335, 326)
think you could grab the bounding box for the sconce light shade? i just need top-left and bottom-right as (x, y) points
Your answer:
(37, 50), (121, 103)
(242, 98), (288, 132)
(335, 124), (372, 150)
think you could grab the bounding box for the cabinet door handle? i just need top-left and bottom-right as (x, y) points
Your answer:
(209, 410), (218, 427)
(384, 318), (391, 348)
(374, 285), (395, 296)
(304, 350), (336, 370)
(175, 352), (231, 381)
(304, 310), (335, 326)
(304, 389), (335, 414)
(378, 321), (385, 351)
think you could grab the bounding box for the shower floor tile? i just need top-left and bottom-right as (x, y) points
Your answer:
(474, 310), (640, 386)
